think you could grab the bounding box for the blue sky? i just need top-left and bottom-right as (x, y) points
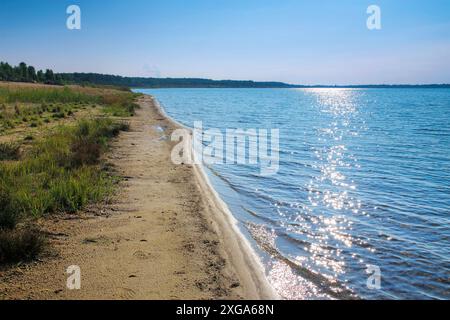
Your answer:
(1, 0), (449, 84)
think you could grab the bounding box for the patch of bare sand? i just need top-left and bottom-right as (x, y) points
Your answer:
(0, 95), (275, 300)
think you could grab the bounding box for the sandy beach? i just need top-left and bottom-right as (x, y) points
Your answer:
(0, 94), (275, 300)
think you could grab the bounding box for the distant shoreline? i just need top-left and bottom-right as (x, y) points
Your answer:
(55, 72), (450, 89)
(2, 79), (449, 89)
(2, 60), (449, 89)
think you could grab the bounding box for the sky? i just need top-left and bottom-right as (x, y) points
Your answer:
(1, 0), (450, 85)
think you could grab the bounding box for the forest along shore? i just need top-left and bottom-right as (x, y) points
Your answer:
(0, 91), (275, 299)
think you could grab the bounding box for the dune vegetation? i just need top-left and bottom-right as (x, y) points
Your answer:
(0, 82), (139, 265)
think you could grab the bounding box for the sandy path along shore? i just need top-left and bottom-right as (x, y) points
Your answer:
(0, 94), (275, 300)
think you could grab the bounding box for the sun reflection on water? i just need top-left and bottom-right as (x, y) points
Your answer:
(303, 89), (362, 277)
(259, 89), (368, 299)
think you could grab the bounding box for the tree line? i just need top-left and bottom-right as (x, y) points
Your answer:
(57, 73), (297, 88)
(53, 73), (450, 89)
(0, 61), (63, 85)
(2, 61), (449, 89)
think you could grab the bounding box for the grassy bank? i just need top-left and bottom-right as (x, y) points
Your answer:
(0, 82), (138, 265)
(0, 84), (138, 135)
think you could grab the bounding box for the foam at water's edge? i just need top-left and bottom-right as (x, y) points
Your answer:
(148, 94), (279, 299)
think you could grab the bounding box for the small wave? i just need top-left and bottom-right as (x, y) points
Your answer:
(247, 222), (358, 300)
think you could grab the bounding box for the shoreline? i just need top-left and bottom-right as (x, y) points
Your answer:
(0, 94), (276, 300)
(150, 95), (277, 299)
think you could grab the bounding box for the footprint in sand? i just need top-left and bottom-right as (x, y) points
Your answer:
(117, 287), (136, 299)
(133, 250), (151, 260)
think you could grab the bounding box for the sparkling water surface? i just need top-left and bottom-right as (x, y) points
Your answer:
(135, 88), (450, 299)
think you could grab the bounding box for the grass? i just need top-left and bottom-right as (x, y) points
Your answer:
(0, 118), (127, 222)
(0, 82), (136, 265)
(100, 91), (139, 117)
(103, 101), (139, 117)
(0, 86), (100, 105)
(0, 84), (139, 133)
(0, 118), (128, 264)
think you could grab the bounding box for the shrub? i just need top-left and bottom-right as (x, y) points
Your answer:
(0, 184), (17, 229)
(68, 119), (128, 167)
(0, 143), (20, 161)
(0, 212), (17, 230)
(102, 94), (139, 117)
(0, 228), (46, 264)
(4, 120), (14, 129)
(117, 121), (130, 132)
(70, 137), (102, 167)
(52, 112), (65, 119)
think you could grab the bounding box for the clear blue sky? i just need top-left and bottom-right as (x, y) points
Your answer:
(1, 0), (449, 84)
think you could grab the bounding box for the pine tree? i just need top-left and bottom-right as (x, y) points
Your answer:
(0, 62), (5, 81)
(44, 69), (55, 84)
(19, 62), (28, 81)
(37, 70), (44, 83)
(4, 63), (13, 81)
(27, 66), (37, 82)
(12, 66), (21, 81)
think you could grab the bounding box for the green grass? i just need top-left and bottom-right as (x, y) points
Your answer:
(103, 101), (139, 117)
(0, 118), (129, 264)
(0, 84), (136, 265)
(101, 93), (139, 117)
(0, 86), (100, 105)
(0, 85), (139, 132)
(0, 118), (128, 224)
(0, 102), (74, 132)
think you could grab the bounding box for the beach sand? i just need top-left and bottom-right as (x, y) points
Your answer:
(0, 95), (275, 300)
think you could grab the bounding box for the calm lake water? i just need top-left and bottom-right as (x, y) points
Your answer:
(135, 88), (450, 299)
